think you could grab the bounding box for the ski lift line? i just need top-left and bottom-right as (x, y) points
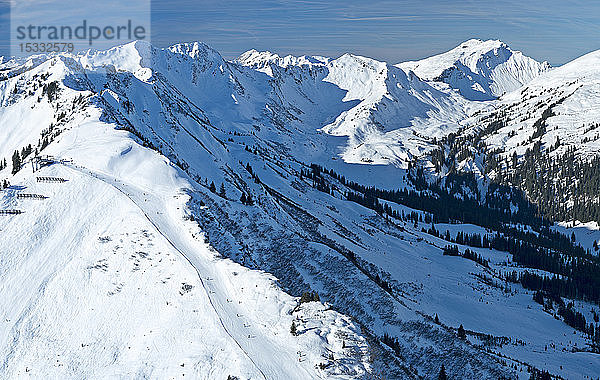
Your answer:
(30, 155), (60, 173)
(58, 162), (269, 380)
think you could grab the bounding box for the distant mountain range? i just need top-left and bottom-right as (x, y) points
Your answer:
(1, 39), (599, 379)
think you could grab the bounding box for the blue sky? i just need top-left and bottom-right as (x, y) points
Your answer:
(151, 0), (600, 66)
(1, 1), (598, 65)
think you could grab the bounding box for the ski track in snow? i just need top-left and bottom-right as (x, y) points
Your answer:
(60, 162), (308, 380)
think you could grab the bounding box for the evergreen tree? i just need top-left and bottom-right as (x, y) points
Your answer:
(434, 314), (440, 324)
(438, 364), (448, 380)
(533, 291), (544, 305)
(209, 181), (216, 193)
(457, 324), (466, 339)
(219, 183), (226, 197)
(11, 151), (20, 174)
(290, 321), (297, 336)
(300, 292), (312, 304)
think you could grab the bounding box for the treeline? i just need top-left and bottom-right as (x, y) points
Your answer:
(531, 290), (600, 343)
(300, 163), (600, 305)
(442, 245), (489, 268)
(490, 143), (600, 226)
(514, 267), (600, 308)
(427, 226), (488, 248)
(300, 166), (336, 195)
(435, 100), (600, 227)
(308, 163), (543, 231)
(444, 229), (600, 304)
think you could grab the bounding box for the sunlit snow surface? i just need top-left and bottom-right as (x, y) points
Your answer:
(0, 39), (598, 379)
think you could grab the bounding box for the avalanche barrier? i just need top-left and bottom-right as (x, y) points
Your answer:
(16, 193), (48, 199)
(0, 210), (23, 215)
(36, 176), (67, 183)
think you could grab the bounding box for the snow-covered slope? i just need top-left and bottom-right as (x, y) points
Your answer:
(398, 39), (550, 100)
(481, 49), (600, 158)
(238, 47), (482, 169)
(431, 47), (600, 190)
(2, 155), (367, 379)
(1, 39), (599, 379)
(0, 46), (374, 379)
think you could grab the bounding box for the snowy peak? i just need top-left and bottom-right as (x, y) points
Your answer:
(236, 49), (330, 76)
(324, 53), (389, 101)
(75, 40), (154, 73)
(400, 39), (509, 77)
(237, 47), (477, 166)
(74, 41), (229, 83)
(168, 41), (225, 63)
(398, 39), (550, 100)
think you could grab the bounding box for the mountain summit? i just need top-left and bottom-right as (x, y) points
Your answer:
(397, 39), (550, 100)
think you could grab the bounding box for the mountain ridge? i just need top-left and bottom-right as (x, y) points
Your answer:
(1, 39), (600, 379)
(397, 38), (551, 100)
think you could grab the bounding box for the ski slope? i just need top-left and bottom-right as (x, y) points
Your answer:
(0, 118), (371, 379)
(59, 164), (316, 380)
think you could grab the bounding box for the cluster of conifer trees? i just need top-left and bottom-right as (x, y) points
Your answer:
(442, 245), (489, 268)
(429, 93), (600, 227)
(299, 163), (600, 307)
(10, 144), (33, 174)
(532, 290), (600, 343)
(488, 144), (600, 225)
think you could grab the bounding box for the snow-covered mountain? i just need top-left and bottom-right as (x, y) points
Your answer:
(238, 45), (482, 169)
(476, 48), (600, 158)
(1, 39), (599, 379)
(398, 39), (550, 100)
